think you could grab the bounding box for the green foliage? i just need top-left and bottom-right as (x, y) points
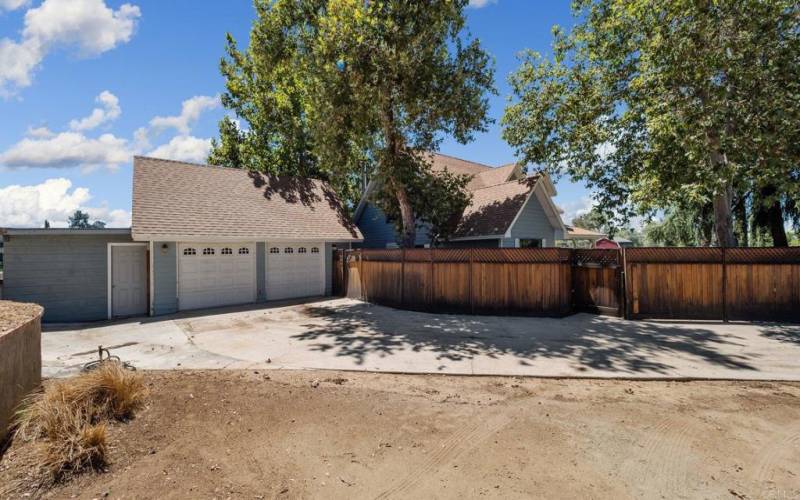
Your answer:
(503, 0), (800, 247)
(67, 211), (90, 229)
(571, 209), (605, 232)
(643, 207), (714, 247)
(211, 0), (495, 244)
(67, 210), (105, 229)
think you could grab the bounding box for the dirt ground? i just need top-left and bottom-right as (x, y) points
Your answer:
(1, 370), (799, 499)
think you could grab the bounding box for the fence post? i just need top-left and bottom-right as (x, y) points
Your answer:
(469, 248), (474, 314)
(429, 248), (434, 310)
(400, 248), (405, 308)
(721, 246), (728, 322)
(621, 247), (630, 319)
(359, 249), (364, 301)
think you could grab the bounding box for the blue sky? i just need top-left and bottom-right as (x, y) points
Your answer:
(0, 0), (590, 228)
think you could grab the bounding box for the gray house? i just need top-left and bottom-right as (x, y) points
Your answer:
(354, 153), (566, 248)
(2, 157), (362, 322)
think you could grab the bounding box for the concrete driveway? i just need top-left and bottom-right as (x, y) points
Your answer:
(42, 298), (800, 380)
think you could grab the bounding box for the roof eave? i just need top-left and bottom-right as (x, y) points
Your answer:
(131, 232), (363, 243)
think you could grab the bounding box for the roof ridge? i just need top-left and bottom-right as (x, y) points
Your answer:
(430, 151), (493, 170)
(134, 155), (233, 170)
(134, 156), (325, 183)
(468, 175), (539, 192)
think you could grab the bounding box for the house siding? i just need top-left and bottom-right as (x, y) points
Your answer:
(357, 203), (398, 248)
(356, 203), (431, 248)
(3, 233), (132, 322)
(507, 192), (559, 245)
(152, 241), (177, 315)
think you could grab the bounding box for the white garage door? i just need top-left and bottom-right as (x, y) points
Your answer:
(266, 242), (324, 301)
(178, 243), (256, 311)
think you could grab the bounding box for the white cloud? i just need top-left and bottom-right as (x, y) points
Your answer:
(26, 125), (54, 138)
(0, 0), (29, 11)
(0, 131), (131, 169)
(0, 178), (130, 228)
(147, 135), (212, 163)
(558, 196), (596, 226)
(0, 38), (43, 93)
(149, 95), (220, 135)
(69, 90), (121, 131)
(0, 0), (141, 94)
(468, 0), (498, 8)
(1, 92), (217, 170)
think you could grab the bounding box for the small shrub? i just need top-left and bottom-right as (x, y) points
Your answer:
(14, 362), (146, 483)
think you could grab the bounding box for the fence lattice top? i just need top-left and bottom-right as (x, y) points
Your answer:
(347, 246), (800, 265)
(355, 248), (571, 263)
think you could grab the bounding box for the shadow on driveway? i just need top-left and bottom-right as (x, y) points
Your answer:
(293, 302), (764, 376)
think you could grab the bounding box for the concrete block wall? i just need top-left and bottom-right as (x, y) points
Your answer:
(0, 303), (42, 440)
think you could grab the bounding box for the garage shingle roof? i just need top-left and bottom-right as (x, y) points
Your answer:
(132, 157), (362, 242)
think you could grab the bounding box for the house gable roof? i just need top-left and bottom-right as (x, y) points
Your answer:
(454, 176), (541, 238)
(131, 156), (362, 242)
(352, 152), (565, 240)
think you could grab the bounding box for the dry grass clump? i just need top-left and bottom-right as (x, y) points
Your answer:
(13, 362), (147, 483)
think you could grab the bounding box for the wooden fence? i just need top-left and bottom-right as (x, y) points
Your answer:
(334, 248), (573, 316)
(625, 247), (800, 322)
(334, 247), (800, 323)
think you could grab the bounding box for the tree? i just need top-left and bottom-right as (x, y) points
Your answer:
(375, 164), (472, 246)
(43, 220), (50, 229)
(211, 0), (495, 247)
(68, 210), (90, 229)
(502, 0), (800, 247)
(67, 210), (105, 229)
(643, 206), (714, 247)
(571, 210), (605, 232)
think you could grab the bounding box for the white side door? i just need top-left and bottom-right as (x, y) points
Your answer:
(266, 242), (324, 301)
(111, 245), (148, 318)
(178, 243), (256, 311)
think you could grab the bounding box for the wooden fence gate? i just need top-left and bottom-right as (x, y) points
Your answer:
(572, 249), (623, 316)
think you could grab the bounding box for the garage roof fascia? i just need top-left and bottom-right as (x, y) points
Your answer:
(134, 234), (363, 243)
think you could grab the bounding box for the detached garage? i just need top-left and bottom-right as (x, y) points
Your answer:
(1, 157), (363, 322)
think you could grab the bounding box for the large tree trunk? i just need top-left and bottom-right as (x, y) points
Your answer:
(381, 94), (417, 248)
(395, 185), (416, 248)
(758, 184), (788, 247)
(733, 193), (749, 247)
(712, 185), (738, 247)
(707, 133), (738, 247)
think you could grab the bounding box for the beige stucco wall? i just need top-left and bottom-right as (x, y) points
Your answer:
(0, 302), (42, 440)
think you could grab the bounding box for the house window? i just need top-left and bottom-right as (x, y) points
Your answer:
(203, 247), (215, 255)
(221, 247), (233, 255)
(284, 247), (294, 253)
(298, 247), (307, 253)
(519, 239), (542, 248)
(183, 248), (196, 256)
(269, 247), (279, 254)
(239, 247), (251, 255)
(311, 247), (319, 253)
